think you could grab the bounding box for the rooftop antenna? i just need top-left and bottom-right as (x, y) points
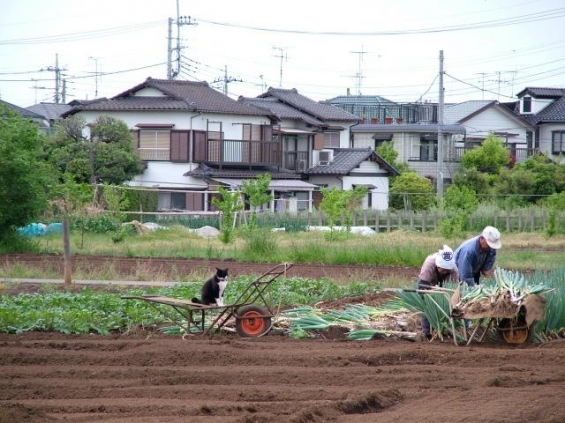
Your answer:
(351, 45), (367, 95)
(89, 56), (100, 98)
(272, 46), (288, 88)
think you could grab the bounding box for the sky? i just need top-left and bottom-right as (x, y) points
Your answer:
(1, 0), (564, 108)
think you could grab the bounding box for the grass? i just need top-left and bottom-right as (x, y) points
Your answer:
(1, 226), (565, 282)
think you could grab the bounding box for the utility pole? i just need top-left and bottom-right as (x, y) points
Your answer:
(167, 9), (197, 79)
(212, 65), (242, 96)
(30, 79), (48, 104)
(350, 46), (367, 95)
(272, 46), (287, 88)
(437, 50), (445, 198)
(89, 56), (100, 98)
(41, 53), (65, 104)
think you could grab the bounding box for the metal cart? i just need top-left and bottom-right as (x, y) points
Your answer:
(122, 263), (293, 337)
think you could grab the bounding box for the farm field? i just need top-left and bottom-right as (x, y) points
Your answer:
(1, 324), (564, 423)
(1, 258), (564, 423)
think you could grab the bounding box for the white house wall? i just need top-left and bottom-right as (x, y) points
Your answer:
(539, 123), (565, 162)
(462, 108), (528, 145)
(77, 110), (270, 138)
(341, 175), (390, 210)
(128, 162), (207, 189)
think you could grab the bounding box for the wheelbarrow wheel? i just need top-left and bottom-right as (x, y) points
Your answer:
(496, 317), (534, 345)
(236, 304), (272, 337)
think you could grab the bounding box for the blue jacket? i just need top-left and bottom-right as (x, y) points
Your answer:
(454, 235), (497, 286)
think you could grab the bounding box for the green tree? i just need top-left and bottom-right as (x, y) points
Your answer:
(389, 172), (435, 211)
(438, 185), (479, 237)
(44, 115), (142, 188)
(376, 141), (409, 174)
(212, 186), (244, 244)
(461, 132), (510, 174)
(241, 173), (274, 227)
(0, 105), (55, 247)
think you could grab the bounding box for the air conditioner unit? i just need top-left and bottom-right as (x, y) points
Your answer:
(296, 159), (308, 172)
(318, 150), (333, 165)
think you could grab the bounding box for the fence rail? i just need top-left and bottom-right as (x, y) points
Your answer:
(124, 209), (563, 233)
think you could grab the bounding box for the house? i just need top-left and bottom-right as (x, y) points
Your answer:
(512, 87), (565, 162)
(444, 100), (535, 164)
(239, 88), (399, 209)
(62, 79), (398, 212)
(350, 122), (466, 182)
(305, 147), (399, 210)
(0, 99), (50, 129)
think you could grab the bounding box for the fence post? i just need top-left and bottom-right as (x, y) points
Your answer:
(434, 211), (438, 231)
(494, 210), (497, 228)
(506, 210), (511, 232)
(375, 209), (380, 232)
(387, 210), (391, 232)
(518, 210), (522, 231)
(363, 210), (368, 226)
(422, 211), (427, 233)
(530, 210), (535, 232)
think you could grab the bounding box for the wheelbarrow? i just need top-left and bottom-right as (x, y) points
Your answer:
(122, 263), (293, 337)
(386, 286), (546, 346)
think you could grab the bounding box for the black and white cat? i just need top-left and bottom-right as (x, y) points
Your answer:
(191, 268), (229, 306)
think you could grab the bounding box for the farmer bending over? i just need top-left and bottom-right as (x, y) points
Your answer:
(454, 226), (502, 287)
(417, 245), (459, 340)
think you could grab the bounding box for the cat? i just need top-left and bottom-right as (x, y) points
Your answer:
(191, 268), (229, 306)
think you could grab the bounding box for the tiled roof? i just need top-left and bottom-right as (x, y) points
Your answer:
(26, 102), (72, 121)
(305, 147), (399, 176)
(238, 96), (324, 126)
(516, 87), (565, 98)
(522, 96), (565, 124)
(258, 88), (359, 122)
(184, 163), (301, 179)
(443, 100), (494, 124)
(1, 99), (46, 120)
(64, 78), (274, 117)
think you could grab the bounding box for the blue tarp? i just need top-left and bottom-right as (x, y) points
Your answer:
(17, 222), (62, 237)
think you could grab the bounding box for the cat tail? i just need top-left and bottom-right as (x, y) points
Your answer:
(191, 297), (201, 304)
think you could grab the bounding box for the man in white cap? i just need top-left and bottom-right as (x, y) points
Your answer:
(416, 245), (459, 340)
(454, 226), (502, 287)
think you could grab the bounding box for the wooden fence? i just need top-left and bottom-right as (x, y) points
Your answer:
(125, 209), (563, 233)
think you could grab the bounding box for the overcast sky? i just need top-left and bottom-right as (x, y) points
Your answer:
(1, 0), (564, 108)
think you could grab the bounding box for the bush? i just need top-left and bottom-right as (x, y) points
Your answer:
(72, 214), (121, 234)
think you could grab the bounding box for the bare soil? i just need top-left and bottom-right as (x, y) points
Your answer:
(1, 255), (564, 423)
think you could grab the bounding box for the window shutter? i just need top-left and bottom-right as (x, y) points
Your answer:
(314, 133), (325, 150)
(171, 131), (189, 162)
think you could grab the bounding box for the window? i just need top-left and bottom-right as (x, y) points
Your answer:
(552, 131), (565, 154)
(324, 132), (340, 148)
(522, 96), (532, 114)
(420, 138), (438, 161)
(136, 124), (174, 160)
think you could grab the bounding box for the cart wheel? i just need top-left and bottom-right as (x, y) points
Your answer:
(236, 305), (271, 337)
(496, 317), (534, 345)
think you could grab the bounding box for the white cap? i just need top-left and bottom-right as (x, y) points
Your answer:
(435, 244), (456, 270)
(482, 226), (502, 249)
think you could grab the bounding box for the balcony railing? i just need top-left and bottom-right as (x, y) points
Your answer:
(440, 147), (536, 163)
(193, 139), (281, 166)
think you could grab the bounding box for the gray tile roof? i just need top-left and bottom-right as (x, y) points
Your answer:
(443, 100), (494, 124)
(1, 99), (46, 120)
(516, 87), (565, 98)
(306, 147), (399, 176)
(63, 78), (274, 118)
(258, 88), (359, 122)
(184, 163), (301, 179)
(238, 96), (324, 127)
(521, 95), (565, 125)
(27, 102), (72, 121)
